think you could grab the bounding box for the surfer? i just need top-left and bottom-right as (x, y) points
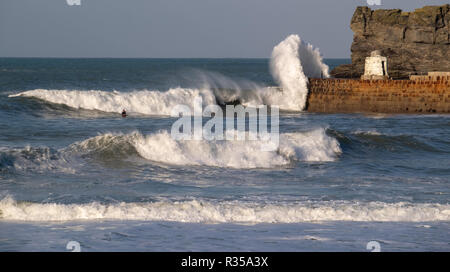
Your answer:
(121, 109), (127, 117)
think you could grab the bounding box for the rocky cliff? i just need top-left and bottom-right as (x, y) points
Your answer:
(331, 5), (450, 79)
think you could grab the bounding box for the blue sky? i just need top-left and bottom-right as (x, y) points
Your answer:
(0, 0), (448, 58)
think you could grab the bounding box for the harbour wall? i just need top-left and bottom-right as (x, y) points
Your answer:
(306, 78), (450, 113)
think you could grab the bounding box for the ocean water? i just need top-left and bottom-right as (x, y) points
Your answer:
(0, 57), (449, 252)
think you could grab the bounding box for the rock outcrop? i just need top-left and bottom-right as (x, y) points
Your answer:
(331, 5), (450, 79)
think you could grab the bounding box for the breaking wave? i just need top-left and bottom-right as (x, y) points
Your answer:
(1, 197), (449, 222)
(268, 34), (329, 111)
(71, 128), (341, 168)
(8, 34), (329, 114)
(9, 88), (217, 116)
(0, 128), (340, 171)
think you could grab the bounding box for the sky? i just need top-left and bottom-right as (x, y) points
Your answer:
(0, 0), (448, 58)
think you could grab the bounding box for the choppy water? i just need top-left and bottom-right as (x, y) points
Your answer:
(0, 58), (449, 251)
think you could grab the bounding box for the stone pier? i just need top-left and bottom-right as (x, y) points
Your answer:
(306, 78), (450, 113)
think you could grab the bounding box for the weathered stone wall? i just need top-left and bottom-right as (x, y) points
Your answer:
(306, 78), (450, 113)
(331, 5), (450, 79)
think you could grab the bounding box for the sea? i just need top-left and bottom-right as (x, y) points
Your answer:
(0, 57), (449, 251)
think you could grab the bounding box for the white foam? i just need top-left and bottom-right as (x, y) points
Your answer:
(9, 86), (296, 114)
(1, 197), (449, 223)
(268, 34), (329, 111)
(70, 128), (341, 168)
(0, 128), (340, 171)
(352, 130), (382, 136)
(9, 88), (217, 116)
(9, 35), (329, 114)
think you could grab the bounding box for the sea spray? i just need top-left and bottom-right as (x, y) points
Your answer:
(268, 34), (329, 111)
(188, 70), (266, 106)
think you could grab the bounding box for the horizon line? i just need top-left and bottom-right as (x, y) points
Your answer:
(0, 56), (351, 60)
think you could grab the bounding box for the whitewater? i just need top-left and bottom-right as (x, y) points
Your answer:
(9, 35), (329, 114)
(1, 36), (449, 251)
(0, 128), (340, 171)
(1, 197), (449, 223)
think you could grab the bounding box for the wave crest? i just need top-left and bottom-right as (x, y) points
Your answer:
(1, 197), (448, 223)
(9, 34), (330, 114)
(269, 34), (329, 111)
(70, 128), (341, 168)
(9, 88), (217, 116)
(0, 128), (340, 172)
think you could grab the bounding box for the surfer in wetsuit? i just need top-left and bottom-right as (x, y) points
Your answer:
(121, 109), (127, 117)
